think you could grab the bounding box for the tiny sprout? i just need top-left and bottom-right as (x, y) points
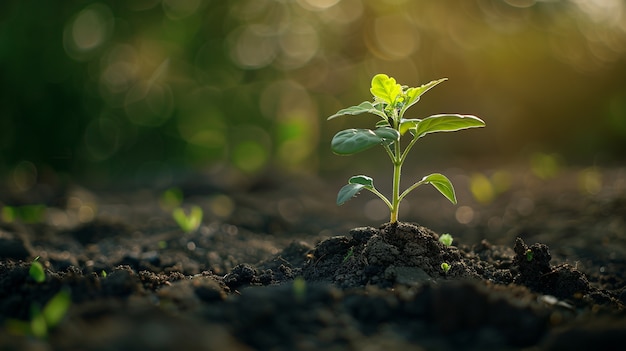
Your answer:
(328, 74), (485, 223)
(2, 206), (15, 222)
(525, 249), (534, 262)
(439, 233), (453, 247)
(7, 289), (71, 339)
(441, 262), (451, 274)
(343, 247), (354, 263)
(158, 240), (168, 249)
(100, 270), (107, 278)
(293, 276), (306, 303)
(172, 205), (203, 233)
(29, 256), (46, 283)
(3, 205), (47, 224)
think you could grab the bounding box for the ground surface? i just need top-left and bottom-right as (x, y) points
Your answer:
(1, 164), (626, 350)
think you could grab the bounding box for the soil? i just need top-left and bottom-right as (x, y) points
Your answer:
(1, 165), (626, 350)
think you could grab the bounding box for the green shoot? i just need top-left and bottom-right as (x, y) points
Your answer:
(6, 289), (71, 339)
(439, 233), (453, 247)
(2, 205), (47, 223)
(328, 74), (485, 223)
(172, 205), (203, 233)
(29, 256), (46, 283)
(292, 276), (306, 303)
(158, 240), (168, 249)
(525, 249), (534, 262)
(343, 247), (354, 263)
(441, 262), (451, 274)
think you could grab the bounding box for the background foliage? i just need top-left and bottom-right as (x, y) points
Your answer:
(2, 0), (626, 191)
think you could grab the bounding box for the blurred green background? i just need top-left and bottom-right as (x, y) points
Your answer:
(2, 0), (626, 193)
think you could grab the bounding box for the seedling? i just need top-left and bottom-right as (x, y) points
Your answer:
(29, 256), (46, 283)
(328, 74), (485, 223)
(172, 205), (203, 233)
(158, 240), (168, 249)
(292, 276), (306, 303)
(525, 249), (534, 262)
(439, 233), (453, 247)
(2, 204), (47, 223)
(6, 288), (71, 339)
(343, 247), (354, 263)
(441, 262), (451, 274)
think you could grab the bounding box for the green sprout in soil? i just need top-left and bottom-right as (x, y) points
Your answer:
(158, 240), (168, 249)
(525, 249), (534, 262)
(172, 205), (203, 233)
(441, 262), (451, 274)
(29, 256), (46, 283)
(343, 247), (354, 263)
(6, 288), (71, 339)
(439, 233), (454, 247)
(292, 276), (306, 303)
(328, 74), (485, 223)
(2, 204), (47, 223)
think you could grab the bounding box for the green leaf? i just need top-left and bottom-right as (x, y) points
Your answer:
(29, 258), (45, 283)
(327, 101), (387, 120)
(399, 118), (421, 135)
(348, 175), (374, 187)
(422, 173), (457, 204)
(172, 206), (203, 233)
(413, 114), (485, 139)
(337, 183), (366, 205)
(331, 127), (399, 155)
(30, 306), (47, 339)
(439, 233), (453, 246)
(400, 78), (447, 116)
(375, 119), (391, 128)
(42, 289), (71, 328)
(370, 74), (402, 105)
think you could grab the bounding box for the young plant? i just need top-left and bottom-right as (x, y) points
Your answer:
(525, 249), (534, 262)
(441, 262), (451, 274)
(439, 233), (454, 247)
(328, 74), (485, 223)
(6, 289), (71, 339)
(172, 205), (203, 233)
(29, 256), (46, 283)
(292, 276), (307, 303)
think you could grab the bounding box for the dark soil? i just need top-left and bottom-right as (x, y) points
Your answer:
(1, 166), (626, 350)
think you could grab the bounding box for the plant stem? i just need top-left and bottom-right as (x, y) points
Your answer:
(390, 140), (402, 223)
(400, 135), (420, 164)
(369, 187), (393, 210)
(399, 179), (425, 202)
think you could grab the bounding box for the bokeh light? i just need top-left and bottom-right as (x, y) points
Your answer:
(1, 0), (626, 190)
(63, 3), (114, 61)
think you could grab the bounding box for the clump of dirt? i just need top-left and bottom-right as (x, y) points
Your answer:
(303, 222), (471, 288)
(301, 221), (623, 313)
